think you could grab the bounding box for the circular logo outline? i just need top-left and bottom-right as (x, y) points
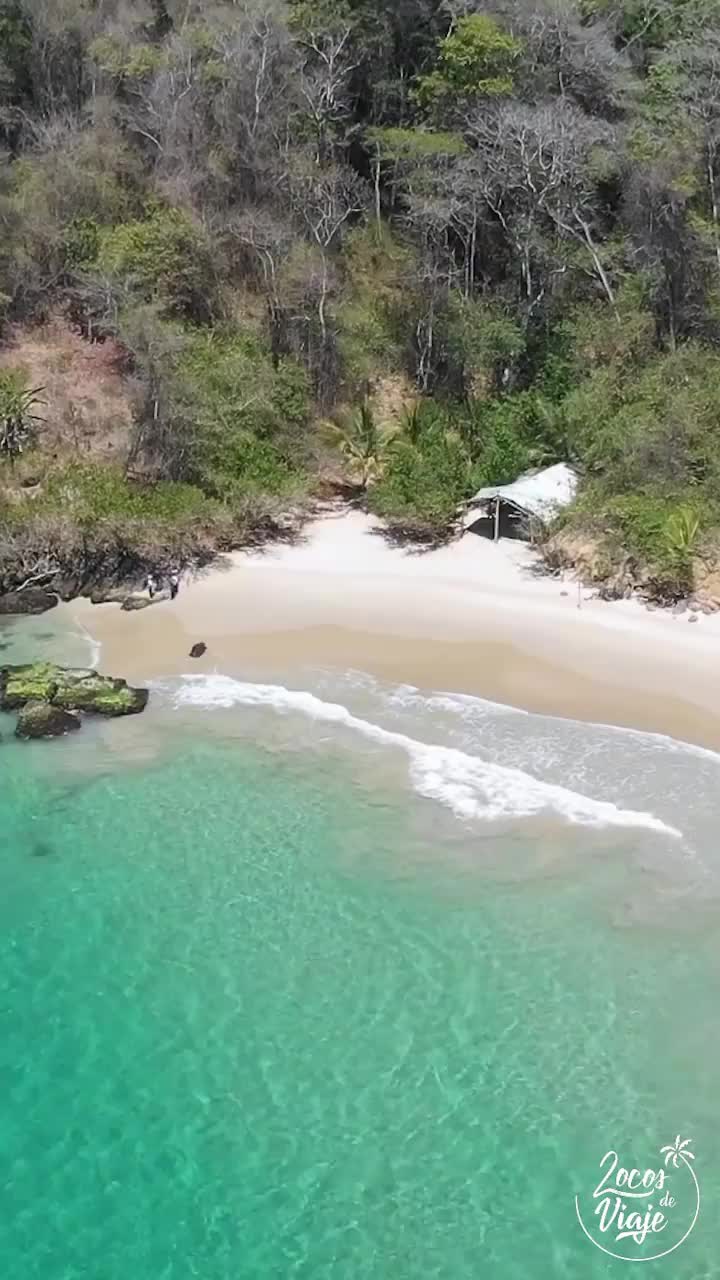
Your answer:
(574, 1138), (700, 1263)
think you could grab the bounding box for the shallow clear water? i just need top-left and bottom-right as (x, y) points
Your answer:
(1, 619), (719, 1276)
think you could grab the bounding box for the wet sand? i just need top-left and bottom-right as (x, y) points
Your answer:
(66, 510), (720, 751)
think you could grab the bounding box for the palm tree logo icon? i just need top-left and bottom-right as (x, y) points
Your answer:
(661, 1137), (695, 1170)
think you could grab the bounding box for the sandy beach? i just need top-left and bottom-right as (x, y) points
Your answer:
(67, 507), (720, 749)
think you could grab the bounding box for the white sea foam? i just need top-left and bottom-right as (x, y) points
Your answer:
(74, 621), (102, 670)
(161, 674), (681, 837)
(391, 684), (720, 765)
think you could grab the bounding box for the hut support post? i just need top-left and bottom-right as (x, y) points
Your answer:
(493, 496), (500, 542)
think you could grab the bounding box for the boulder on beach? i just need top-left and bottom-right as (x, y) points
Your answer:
(15, 701), (81, 739)
(121, 595), (154, 611)
(0, 663), (148, 718)
(189, 642), (207, 658)
(90, 585), (137, 605)
(0, 588), (58, 615)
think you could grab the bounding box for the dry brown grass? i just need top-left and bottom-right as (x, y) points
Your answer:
(0, 316), (135, 465)
(369, 373), (415, 429)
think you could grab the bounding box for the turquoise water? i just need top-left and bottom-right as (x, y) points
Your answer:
(1, 620), (719, 1277)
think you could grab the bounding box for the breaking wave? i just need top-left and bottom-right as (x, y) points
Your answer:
(160, 674), (681, 838)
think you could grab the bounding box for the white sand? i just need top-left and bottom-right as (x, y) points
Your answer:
(239, 507), (720, 644)
(69, 507), (720, 748)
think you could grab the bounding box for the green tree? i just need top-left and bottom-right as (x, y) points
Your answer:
(324, 400), (395, 489)
(97, 206), (218, 321)
(370, 430), (472, 536)
(416, 16), (522, 113)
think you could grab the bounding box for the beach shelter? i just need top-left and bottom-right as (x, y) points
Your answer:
(462, 463), (578, 542)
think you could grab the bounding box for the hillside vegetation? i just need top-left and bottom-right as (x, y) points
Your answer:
(2, 0), (720, 597)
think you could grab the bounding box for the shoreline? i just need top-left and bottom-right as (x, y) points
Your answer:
(66, 509), (720, 751)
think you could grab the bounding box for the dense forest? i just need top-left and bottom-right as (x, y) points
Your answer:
(2, 0), (720, 599)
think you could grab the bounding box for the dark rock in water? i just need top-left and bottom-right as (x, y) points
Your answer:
(0, 588), (58, 615)
(30, 840), (54, 857)
(121, 595), (153, 611)
(52, 671), (148, 716)
(189, 642), (207, 658)
(15, 701), (81, 739)
(0, 663), (58, 708)
(0, 663), (149, 718)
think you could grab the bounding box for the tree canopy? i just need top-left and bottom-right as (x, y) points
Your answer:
(2, 0), (720, 589)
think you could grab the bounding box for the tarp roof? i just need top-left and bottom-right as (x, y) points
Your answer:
(463, 463), (577, 527)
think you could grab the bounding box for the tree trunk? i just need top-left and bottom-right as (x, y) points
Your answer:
(707, 144), (720, 286)
(574, 215), (619, 320)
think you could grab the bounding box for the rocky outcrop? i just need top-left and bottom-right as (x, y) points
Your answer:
(189, 642), (207, 658)
(542, 528), (720, 612)
(0, 664), (59, 708)
(0, 663), (148, 735)
(0, 588), (58, 615)
(15, 701), (81, 739)
(90, 585), (137, 605)
(53, 670), (148, 716)
(120, 595), (154, 611)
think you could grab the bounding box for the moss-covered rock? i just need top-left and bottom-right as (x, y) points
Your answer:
(53, 672), (148, 716)
(15, 701), (81, 739)
(0, 663), (148, 718)
(0, 663), (59, 709)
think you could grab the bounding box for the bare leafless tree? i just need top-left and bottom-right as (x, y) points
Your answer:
(296, 22), (358, 164)
(467, 99), (619, 319)
(288, 159), (368, 354)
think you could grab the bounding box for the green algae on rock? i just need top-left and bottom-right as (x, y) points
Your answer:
(52, 672), (148, 715)
(15, 701), (81, 739)
(0, 663), (60, 708)
(0, 663), (148, 724)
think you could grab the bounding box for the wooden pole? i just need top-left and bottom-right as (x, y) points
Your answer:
(494, 495), (500, 542)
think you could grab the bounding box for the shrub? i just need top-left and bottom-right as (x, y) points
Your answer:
(370, 431), (472, 536)
(97, 206), (219, 320)
(441, 297), (525, 398)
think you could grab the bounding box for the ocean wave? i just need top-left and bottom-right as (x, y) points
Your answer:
(73, 621), (102, 670)
(417, 688), (720, 765)
(160, 674), (681, 838)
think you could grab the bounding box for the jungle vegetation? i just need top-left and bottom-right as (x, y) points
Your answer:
(2, 0), (720, 592)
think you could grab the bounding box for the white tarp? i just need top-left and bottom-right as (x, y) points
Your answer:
(463, 463), (577, 528)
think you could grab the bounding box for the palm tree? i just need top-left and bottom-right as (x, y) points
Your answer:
(0, 373), (44, 469)
(399, 398), (444, 446)
(664, 507), (701, 559)
(661, 1136), (695, 1169)
(324, 400), (394, 490)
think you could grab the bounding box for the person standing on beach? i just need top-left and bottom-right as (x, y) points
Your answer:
(146, 572), (157, 600)
(169, 571), (180, 600)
